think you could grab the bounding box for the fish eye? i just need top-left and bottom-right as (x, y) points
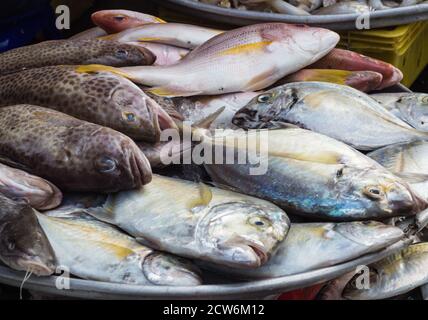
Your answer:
(363, 186), (384, 200)
(114, 15), (126, 21)
(115, 49), (129, 59)
(95, 157), (117, 173)
(419, 96), (428, 104)
(257, 94), (272, 104)
(336, 168), (344, 179)
(248, 216), (271, 228)
(122, 112), (136, 122)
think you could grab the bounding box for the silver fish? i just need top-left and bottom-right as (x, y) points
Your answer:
(85, 174), (290, 269)
(37, 212), (202, 286)
(371, 93), (428, 132)
(313, 1), (372, 14)
(233, 82), (428, 151)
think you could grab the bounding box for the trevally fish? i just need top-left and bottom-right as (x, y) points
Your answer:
(77, 23), (339, 97)
(0, 65), (177, 142)
(233, 82), (427, 150)
(371, 93), (428, 132)
(37, 212), (202, 286)
(343, 243), (428, 300)
(85, 174), (290, 269)
(0, 105), (152, 193)
(199, 128), (427, 220)
(200, 221), (404, 279)
(0, 193), (55, 276)
(0, 163), (62, 210)
(0, 39), (155, 76)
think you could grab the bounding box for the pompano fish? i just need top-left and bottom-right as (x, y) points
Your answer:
(371, 93), (428, 132)
(0, 163), (62, 211)
(200, 221), (404, 279)
(313, 1), (372, 14)
(0, 39), (155, 76)
(276, 69), (383, 92)
(85, 174), (290, 269)
(368, 141), (428, 199)
(343, 243), (428, 300)
(100, 23), (223, 49)
(233, 82), (428, 150)
(0, 194), (55, 276)
(0, 66), (176, 142)
(128, 42), (189, 66)
(199, 128), (427, 220)
(92, 9), (166, 34)
(70, 27), (107, 40)
(37, 212), (202, 286)
(0, 105), (151, 193)
(309, 48), (403, 89)
(78, 23), (339, 97)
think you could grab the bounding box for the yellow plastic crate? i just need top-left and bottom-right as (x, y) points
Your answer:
(339, 21), (428, 86)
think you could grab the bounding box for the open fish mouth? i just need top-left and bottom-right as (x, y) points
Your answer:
(248, 244), (269, 266)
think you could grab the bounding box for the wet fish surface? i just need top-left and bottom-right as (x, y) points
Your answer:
(0, 105), (152, 193)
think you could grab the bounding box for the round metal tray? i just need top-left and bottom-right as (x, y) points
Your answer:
(0, 239), (411, 299)
(154, 0), (428, 30)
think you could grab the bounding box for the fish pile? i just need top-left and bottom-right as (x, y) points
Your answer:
(195, 0), (427, 15)
(0, 8), (427, 300)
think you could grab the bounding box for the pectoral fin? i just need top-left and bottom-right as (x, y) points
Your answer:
(394, 172), (428, 184)
(187, 183), (213, 211)
(269, 150), (343, 165)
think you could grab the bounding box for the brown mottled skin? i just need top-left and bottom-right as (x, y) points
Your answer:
(0, 66), (174, 142)
(0, 193), (56, 276)
(0, 105), (152, 192)
(0, 39), (155, 76)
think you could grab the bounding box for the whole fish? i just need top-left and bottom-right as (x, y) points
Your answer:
(69, 27), (107, 40)
(85, 174), (290, 269)
(92, 9), (166, 34)
(200, 221), (404, 279)
(368, 141), (428, 199)
(371, 93), (428, 132)
(0, 66), (177, 142)
(37, 212), (202, 286)
(78, 23), (339, 97)
(0, 163), (62, 211)
(276, 69), (383, 92)
(0, 105), (151, 193)
(0, 39), (155, 76)
(199, 128), (427, 220)
(343, 243), (428, 300)
(0, 193), (55, 276)
(309, 48), (403, 90)
(233, 82), (428, 150)
(128, 42), (189, 66)
(313, 1), (372, 14)
(101, 23), (223, 49)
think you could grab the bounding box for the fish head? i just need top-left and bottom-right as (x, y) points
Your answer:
(142, 252), (202, 286)
(264, 24), (339, 61)
(81, 128), (152, 189)
(334, 221), (404, 248)
(0, 199), (55, 276)
(336, 166), (428, 218)
(105, 79), (177, 141)
(197, 201), (290, 268)
(398, 94), (428, 131)
(86, 42), (155, 66)
(232, 87), (299, 129)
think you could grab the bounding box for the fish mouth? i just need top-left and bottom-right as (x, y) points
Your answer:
(136, 46), (156, 65)
(388, 184), (428, 216)
(248, 244), (269, 266)
(32, 182), (63, 211)
(127, 143), (152, 187)
(15, 258), (55, 276)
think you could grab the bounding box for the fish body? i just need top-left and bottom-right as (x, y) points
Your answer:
(37, 212), (202, 286)
(0, 163), (62, 210)
(78, 23), (339, 97)
(0, 39), (155, 76)
(313, 1), (372, 14)
(201, 221), (404, 279)
(86, 174), (290, 269)
(343, 243), (428, 300)
(0, 105), (151, 193)
(92, 9), (166, 34)
(233, 82), (426, 150)
(371, 93), (428, 132)
(0, 66), (176, 142)
(128, 42), (189, 66)
(276, 69), (383, 92)
(201, 128), (426, 220)
(0, 194), (55, 276)
(101, 23), (223, 49)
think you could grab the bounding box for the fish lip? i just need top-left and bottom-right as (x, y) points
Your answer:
(247, 244), (268, 266)
(15, 258), (55, 276)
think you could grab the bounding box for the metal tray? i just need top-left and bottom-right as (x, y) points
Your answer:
(154, 0), (428, 30)
(0, 239), (411, 299)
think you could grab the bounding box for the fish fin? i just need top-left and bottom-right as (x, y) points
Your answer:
(193, 106), (226, 129)
(0, 156), (31, 172)
(245, 68), (276, 91)
(271, 122), (300, 129)
(75, 64), (134, 80)
(394, 173), (428, 184)
(270, 150), (343, 165)
(187, 182), (213, 211)
(84, 197), (116, 224)
(146, 86), (202, 98)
